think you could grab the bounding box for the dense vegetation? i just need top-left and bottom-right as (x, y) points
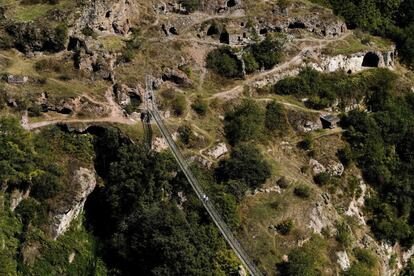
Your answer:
(206, 34), (284, 78)
(340, 72), (414, 246)
(0, 117), (103, 275)
(274, 67), (398, 110)
(86, 128), (241, 275)
(315, 0), (414, 67)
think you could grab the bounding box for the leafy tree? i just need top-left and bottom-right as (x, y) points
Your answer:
(294, 185), (311, 198)
(250, 35), (284, 69)
(178, 125), (195, 146)
(191, 97), (208, 116)
(224, 99), (264, 145)
(216, 143), (271, 189)
(242, 51), (260, 74)
(206, 47), (243, 78)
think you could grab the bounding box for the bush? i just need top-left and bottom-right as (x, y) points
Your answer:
(277, 176), (290, 188)
(242, 52), (259, 74)
(294, 185), (311, 198)
(178, 125), (195, 146)
(276, 219), (294, 235)
(120, 49), (135, 63)
(336, 222), (352, 248)
(179, 0), (201, 12)
(313, 172), (331, 186)
(249, 34), (284, 69)
(191, 98), (208, 116)
(353, 248), (376, 268)
(224, 99), (264, 145)
(81, 26), (97, 38)
(206, 47), (243, 79)
(298, 134), (313, 150)
(337, 145), (352, 167)
(216, 143), (271, 189)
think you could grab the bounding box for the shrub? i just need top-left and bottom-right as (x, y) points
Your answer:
(191, 98), (208, 116)
(313, 172), (331, 186)
(178, 125), (195, 145)
(242, 52), (259, 74)
(81, 26), (97, 38)
(353, 248), (376, 268)
(120, 49), (135, 63)
(337, 145), (352, 167)
(224, 99), (264, 145)
(276, 219), (294, 235)
(277, 176), (290, 188)
(216, 143), (271, 189)
(294, 185), (311, 198)
(179, 0), (201, 12)
(298, 134), (313, 150)
(206, 47), (243, 79)
(336, 222), (352, 248)
(249, 34), (284, 69)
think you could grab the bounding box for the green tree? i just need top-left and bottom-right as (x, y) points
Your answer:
(224, 99), (264, 145)
(216, 143), (271, 189)
(206, 47), (243, 78)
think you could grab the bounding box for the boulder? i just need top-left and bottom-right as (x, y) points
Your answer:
(309, 159), (326, 175)
(6, 74), (28, 84)
(336, 251), (351, 271)
(206, 143), (228, 159)
(162, 68), (192, 87)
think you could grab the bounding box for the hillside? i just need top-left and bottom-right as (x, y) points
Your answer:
(0, 0), (414, 275)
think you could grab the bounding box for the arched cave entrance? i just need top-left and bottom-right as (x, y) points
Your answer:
(207, 25), (219, 36)
(362, 52), (380, 67)
(220, 31), (230, 44)
(227, 0), (236, 7)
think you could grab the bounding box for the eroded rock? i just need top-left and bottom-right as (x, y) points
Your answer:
(49, 167), (96, 239)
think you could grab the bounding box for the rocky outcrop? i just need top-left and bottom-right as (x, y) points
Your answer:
(162, 68), (193, 87)
(10, 188), (30, 211)
(112, 83), (141, 108)
(316, 47), (396, 73)
(49, 167), (96, 239)
(157, 0), (242, 14)
(308, 193), (338, 235)
(38, 93), (109, 117)
(206, 143), (228, 159)
(73, 0), (137, 36)
(336, 251), (351, 271)
(5, 74), (28, 85)
(5, 21), (67, 53)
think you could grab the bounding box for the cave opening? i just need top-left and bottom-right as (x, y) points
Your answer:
(260, 28), (268, 35)
(362, 52), (380, 67)
(288, 22), (306, 29)
(227, 0), (236, 7)
(169, 27), (178, 35)
(219, 31), (230, 44)
(207, 25), (219, 36)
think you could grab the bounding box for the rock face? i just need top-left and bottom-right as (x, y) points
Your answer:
(317, 48), (396, 73)
(336, 251), (351, 271)
(206, 143), (228, 159)
(49, 167), (96, 239)
(112, 83), (141, 108)
(5, 74), (28, 84)
(74, 0), (137, 35)
(10, 188), (30, 211)
(308, 193), (338, 235)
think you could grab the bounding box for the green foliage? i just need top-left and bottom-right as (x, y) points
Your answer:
(81, 26), (97, 38)
(294, 185), (311, 198)
(206, 47), (243, 79)
(249, 34), (284, 70)
(341, 84), (414, 245)
(313, 172), (331, 186)
(276, 219), (294, 235)
(280, 237), (326, 275)
(317, 0), (414, 67)
(265, 101), (288, 133)
(191, 97), (208, 116)
(277, 176), (290, 188)
(216, 143), (271, 189)
(86, 132), (233, 274)
(298, 134), (313, 150)
(242, 51), (260, 74)
(178, 124), (196, 146)
(336, 222), (352, 248)
(353, 248), (376, 268)
(224, 99), (264, 145)
(401, 257), (414, 276)
(179, 0), (201, 12)
(337, 145), (353, 167)
(343, 263), (373, 276)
